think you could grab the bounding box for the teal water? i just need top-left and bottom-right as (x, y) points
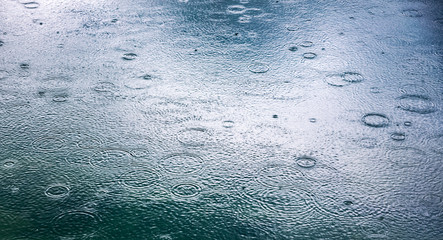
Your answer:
(0, 0), (442, 239)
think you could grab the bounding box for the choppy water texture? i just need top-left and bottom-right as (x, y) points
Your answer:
(1, 0), (442, 239)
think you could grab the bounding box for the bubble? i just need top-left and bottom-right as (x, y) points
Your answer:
(93, 82), (117, 93)
(296, 156), (317, 168)
(89, 149), (133, 168)
(171, 183), (201, 198)
(362, 113), (390, 128)
(324, 74), (350, 87)
(52, 93), (69, 102)
(256, 164), (307, 188)
(248, 62), (269, 73)
(398, 95), (437, 114)
(226, 5), (246, 14)
(286, 26), (299, 31)
(159, 153), (204, 175)
(288, 46), (298, 52)
(19, 63), (30, 69)
(45, 184), (70, 199)
(404, 121), (412, 127)
(52, 211), (100, 237)
(401, 9), (423, 17)
(119, 169), (160, 188)
(303, 52), (317, 59)
(309, 118), (317, 123)
(343, 72), (364, 83)
(357, 137), (378, 149)
(2, 159), (16, 168)
(23, 2), (40, 9)
(300, 41), (313, 47)
(122, 53), (137, 61)
(390, 132), (406, 141)
(31, 136), (65, 151)
(140, 74), (153, 80)
(177, 127), (212, 147)
(222, 120), (234, 128)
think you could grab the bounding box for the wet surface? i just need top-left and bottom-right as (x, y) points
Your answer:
(0, 0), (442, 239)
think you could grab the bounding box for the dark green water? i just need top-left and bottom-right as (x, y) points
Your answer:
(0, 0), (442, 239)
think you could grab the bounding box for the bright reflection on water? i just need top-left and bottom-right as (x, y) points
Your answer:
(0, 0), (442, 239)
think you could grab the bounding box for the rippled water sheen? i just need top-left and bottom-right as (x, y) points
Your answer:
(0, 0), (442, 239)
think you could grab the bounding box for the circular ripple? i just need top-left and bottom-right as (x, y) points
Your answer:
(401, 9), (422, 17)
(313, 182), (386, 218)
(52, 211), (100, 237)
(159, 153), (204, 175)
(248, 62), (269, 73)
(386, 147), (428, 167)
(73, 133), (105, 149)
(65, 150), (93, 165)
(423, 134), (443, 154)
(119, 169), (160, 188)
(362, 113), (390, 128)
(256, 164), (307, 188)
(45, 184), (70, 199)
(296, 156), (317, 168)
(23, 2), (40, 9)
(171, 183), (201, 198)
(122, 53), (137, 61)
(357, 220), (389, 239)
(236, 179), (314, 215)
(343, 72), (364, 83)
(31, 136), (65, 151)
(391, 192), (443, 220)
(300, 41), (313, 47)
(226, 5), (246, 14)
(89, 149), (133, 168)
(357, 137), (378, 149)
(324, 74), (350, 87)
(208, 12), (228, 22)
(0, 70), (9, 80)
(303, 52), (317, 59)
(93, 82), (117, 93)
(390, 132), (406, 141)
(125, 77), (153, 90)
(398, 95), (437, 114)
(177, 128), (212, 147)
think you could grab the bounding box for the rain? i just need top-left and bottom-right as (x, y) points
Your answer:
(0, 0), (442, 239)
